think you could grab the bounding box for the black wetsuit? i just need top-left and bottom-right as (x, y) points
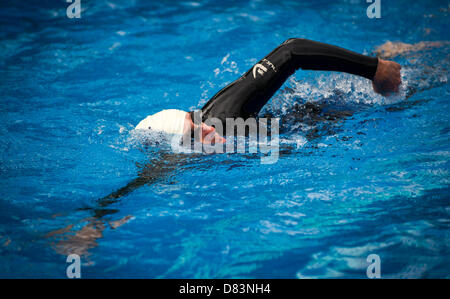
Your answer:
(106, 39), (379, 200)
(192, 38), (378, 125)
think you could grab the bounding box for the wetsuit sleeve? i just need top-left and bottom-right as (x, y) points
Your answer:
(200, 38), (379, 122)
(285, 38), (378, 80)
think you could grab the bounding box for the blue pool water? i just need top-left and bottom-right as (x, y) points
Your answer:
(0, 0), (449, 278)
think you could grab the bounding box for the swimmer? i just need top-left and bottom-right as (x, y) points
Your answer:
(48, 40), (441, 256)
(135, 38), (402, 144)
(101, 38), (408, 201)
(374, 40), (447, 59)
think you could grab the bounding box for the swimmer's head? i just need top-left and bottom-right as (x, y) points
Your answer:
(135, 109), (189, 135)
(135, 109), (225, 144)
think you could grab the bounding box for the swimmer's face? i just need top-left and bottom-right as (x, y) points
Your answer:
(183, 113), (226, 144)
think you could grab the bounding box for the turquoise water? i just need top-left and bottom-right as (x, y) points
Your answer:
(0, 0), (449, 278)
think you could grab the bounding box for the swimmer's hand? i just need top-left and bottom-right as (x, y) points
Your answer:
(185, 113), (226, 144)
(372, 59), (402, 96)
(195, 123), (226, 144)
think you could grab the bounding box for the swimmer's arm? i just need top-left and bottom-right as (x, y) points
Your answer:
(375, 41), (446, 59)
(100, 176), (150, 204)
(99, 153), (190, 203)
(286, 38), (401, 95)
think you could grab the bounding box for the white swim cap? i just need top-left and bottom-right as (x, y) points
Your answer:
(135, 109), (188, 135)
